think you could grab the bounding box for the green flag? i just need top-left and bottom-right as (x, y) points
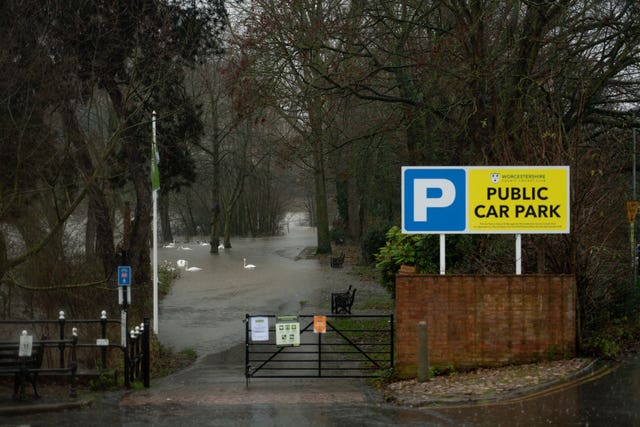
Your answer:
(151, 144), (160, 191)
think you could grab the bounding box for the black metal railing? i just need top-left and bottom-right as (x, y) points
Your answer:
(0, 311), (150, 389)
(245, 314), (393, 382)
(127, 318), (150, 388)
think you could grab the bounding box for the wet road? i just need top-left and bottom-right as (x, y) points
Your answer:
(6, 217), (640, 425)
(435, 354), (640, 426)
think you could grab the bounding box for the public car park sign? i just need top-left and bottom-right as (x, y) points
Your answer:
(402, 166), (570, 234)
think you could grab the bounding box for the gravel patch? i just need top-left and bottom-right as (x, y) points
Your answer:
(385, 358), (593, 406)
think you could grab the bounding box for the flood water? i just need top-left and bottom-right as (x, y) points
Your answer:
(9, 215), (640, 425)
(153, 215), (640, 426)
(157, 214), (352, 356)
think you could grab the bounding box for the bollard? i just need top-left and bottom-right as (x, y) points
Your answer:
(129, 329), (136, 383)
(417, 321), (429, 382)
(100, 310), (108, 369)
(142, 318), (150, 388)
(70, 328), (78, 398)
(58, 310), (66, 368)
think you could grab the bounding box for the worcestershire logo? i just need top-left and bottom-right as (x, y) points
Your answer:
(402, 167), (466, 233)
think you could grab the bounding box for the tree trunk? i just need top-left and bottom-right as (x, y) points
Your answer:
(160, 193), (173, 244)
(85, 199), (97, 259)
(128, 154), (152, 300)
(223, 209), (232, 248)
(346, 173), (360, 242)
(210, 203), (221, 250)
(0, 231), (6, 283)
(209, 107), (222, 252)
(105, 82), (151, 299)
(61, 103), (115, 276)
(310, 110), (332, 254)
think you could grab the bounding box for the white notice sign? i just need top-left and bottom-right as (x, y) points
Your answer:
(251, 317), (269, 341)
(19, 335), (33, 357)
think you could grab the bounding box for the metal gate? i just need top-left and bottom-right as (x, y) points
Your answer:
(245, 314), (393, 381)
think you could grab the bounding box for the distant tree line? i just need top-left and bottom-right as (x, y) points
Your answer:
(2, 1), (640, 348)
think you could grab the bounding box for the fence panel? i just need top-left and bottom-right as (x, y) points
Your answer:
(245, 314), (393, 382)
(0, 312), (149, 388)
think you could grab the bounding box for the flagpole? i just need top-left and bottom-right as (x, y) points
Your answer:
(152, 111), (159, 335)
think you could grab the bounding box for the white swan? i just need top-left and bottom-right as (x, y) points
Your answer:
(177, 245), (192, 250)
(243, 258), (256, 269)
(177, 259), (187, 268)
(184, 261), (202, 271)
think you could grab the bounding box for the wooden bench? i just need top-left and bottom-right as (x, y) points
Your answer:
(0, 335), (78, 399)
(330, 252), (345, 268)
(331, 286), (356, 314)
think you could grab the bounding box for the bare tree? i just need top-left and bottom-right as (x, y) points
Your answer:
(0, 1), (227, 318)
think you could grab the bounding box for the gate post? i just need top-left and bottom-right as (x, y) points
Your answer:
(318, 332), (322, 377)
(417, 321), (429, 382)
(245, 313), (250, 386)
(390, 314), (395, 369)
(142, 317), (150, 388)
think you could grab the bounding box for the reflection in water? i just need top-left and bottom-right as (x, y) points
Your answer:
(13, 212), (640, 425)
(438, 356), (640, 426)
(157, 219), (339, 356)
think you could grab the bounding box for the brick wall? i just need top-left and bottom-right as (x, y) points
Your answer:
(394, 274), (576, 377)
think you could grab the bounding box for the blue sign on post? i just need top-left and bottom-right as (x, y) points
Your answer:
(118, 266), (131, 286)
(402, 167), (466, 233)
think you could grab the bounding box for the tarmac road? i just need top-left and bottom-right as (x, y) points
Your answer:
(4, 216), (640, 425)
(4, 217), (448, 426)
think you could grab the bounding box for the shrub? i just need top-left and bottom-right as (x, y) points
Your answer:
(360, 223), (392, 265)
(582, 335), (621, 359)
(374, 226), (438, 293)
(158, 260), (180, 297)
(582, 316), (639, 359)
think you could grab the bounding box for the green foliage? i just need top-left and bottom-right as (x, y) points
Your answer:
(374, 226), (438, 292)
(582, 336), (621, 359)
(368, 368), (399, 388)
(179, 348), (198, 360)
(149, 333), (198, 378)
(130, 381), (146, 391)
(430, 364), (457, 377)
(374, 226), (476, 294)
(158, 260), (180, 297)
(582, 316), (638, 359)
(88, 367), (118, 391)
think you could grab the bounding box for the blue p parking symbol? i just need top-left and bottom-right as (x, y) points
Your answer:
(402, 168), (466, 233)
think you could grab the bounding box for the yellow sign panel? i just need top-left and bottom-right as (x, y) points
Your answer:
(467, 167), (570, 233)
